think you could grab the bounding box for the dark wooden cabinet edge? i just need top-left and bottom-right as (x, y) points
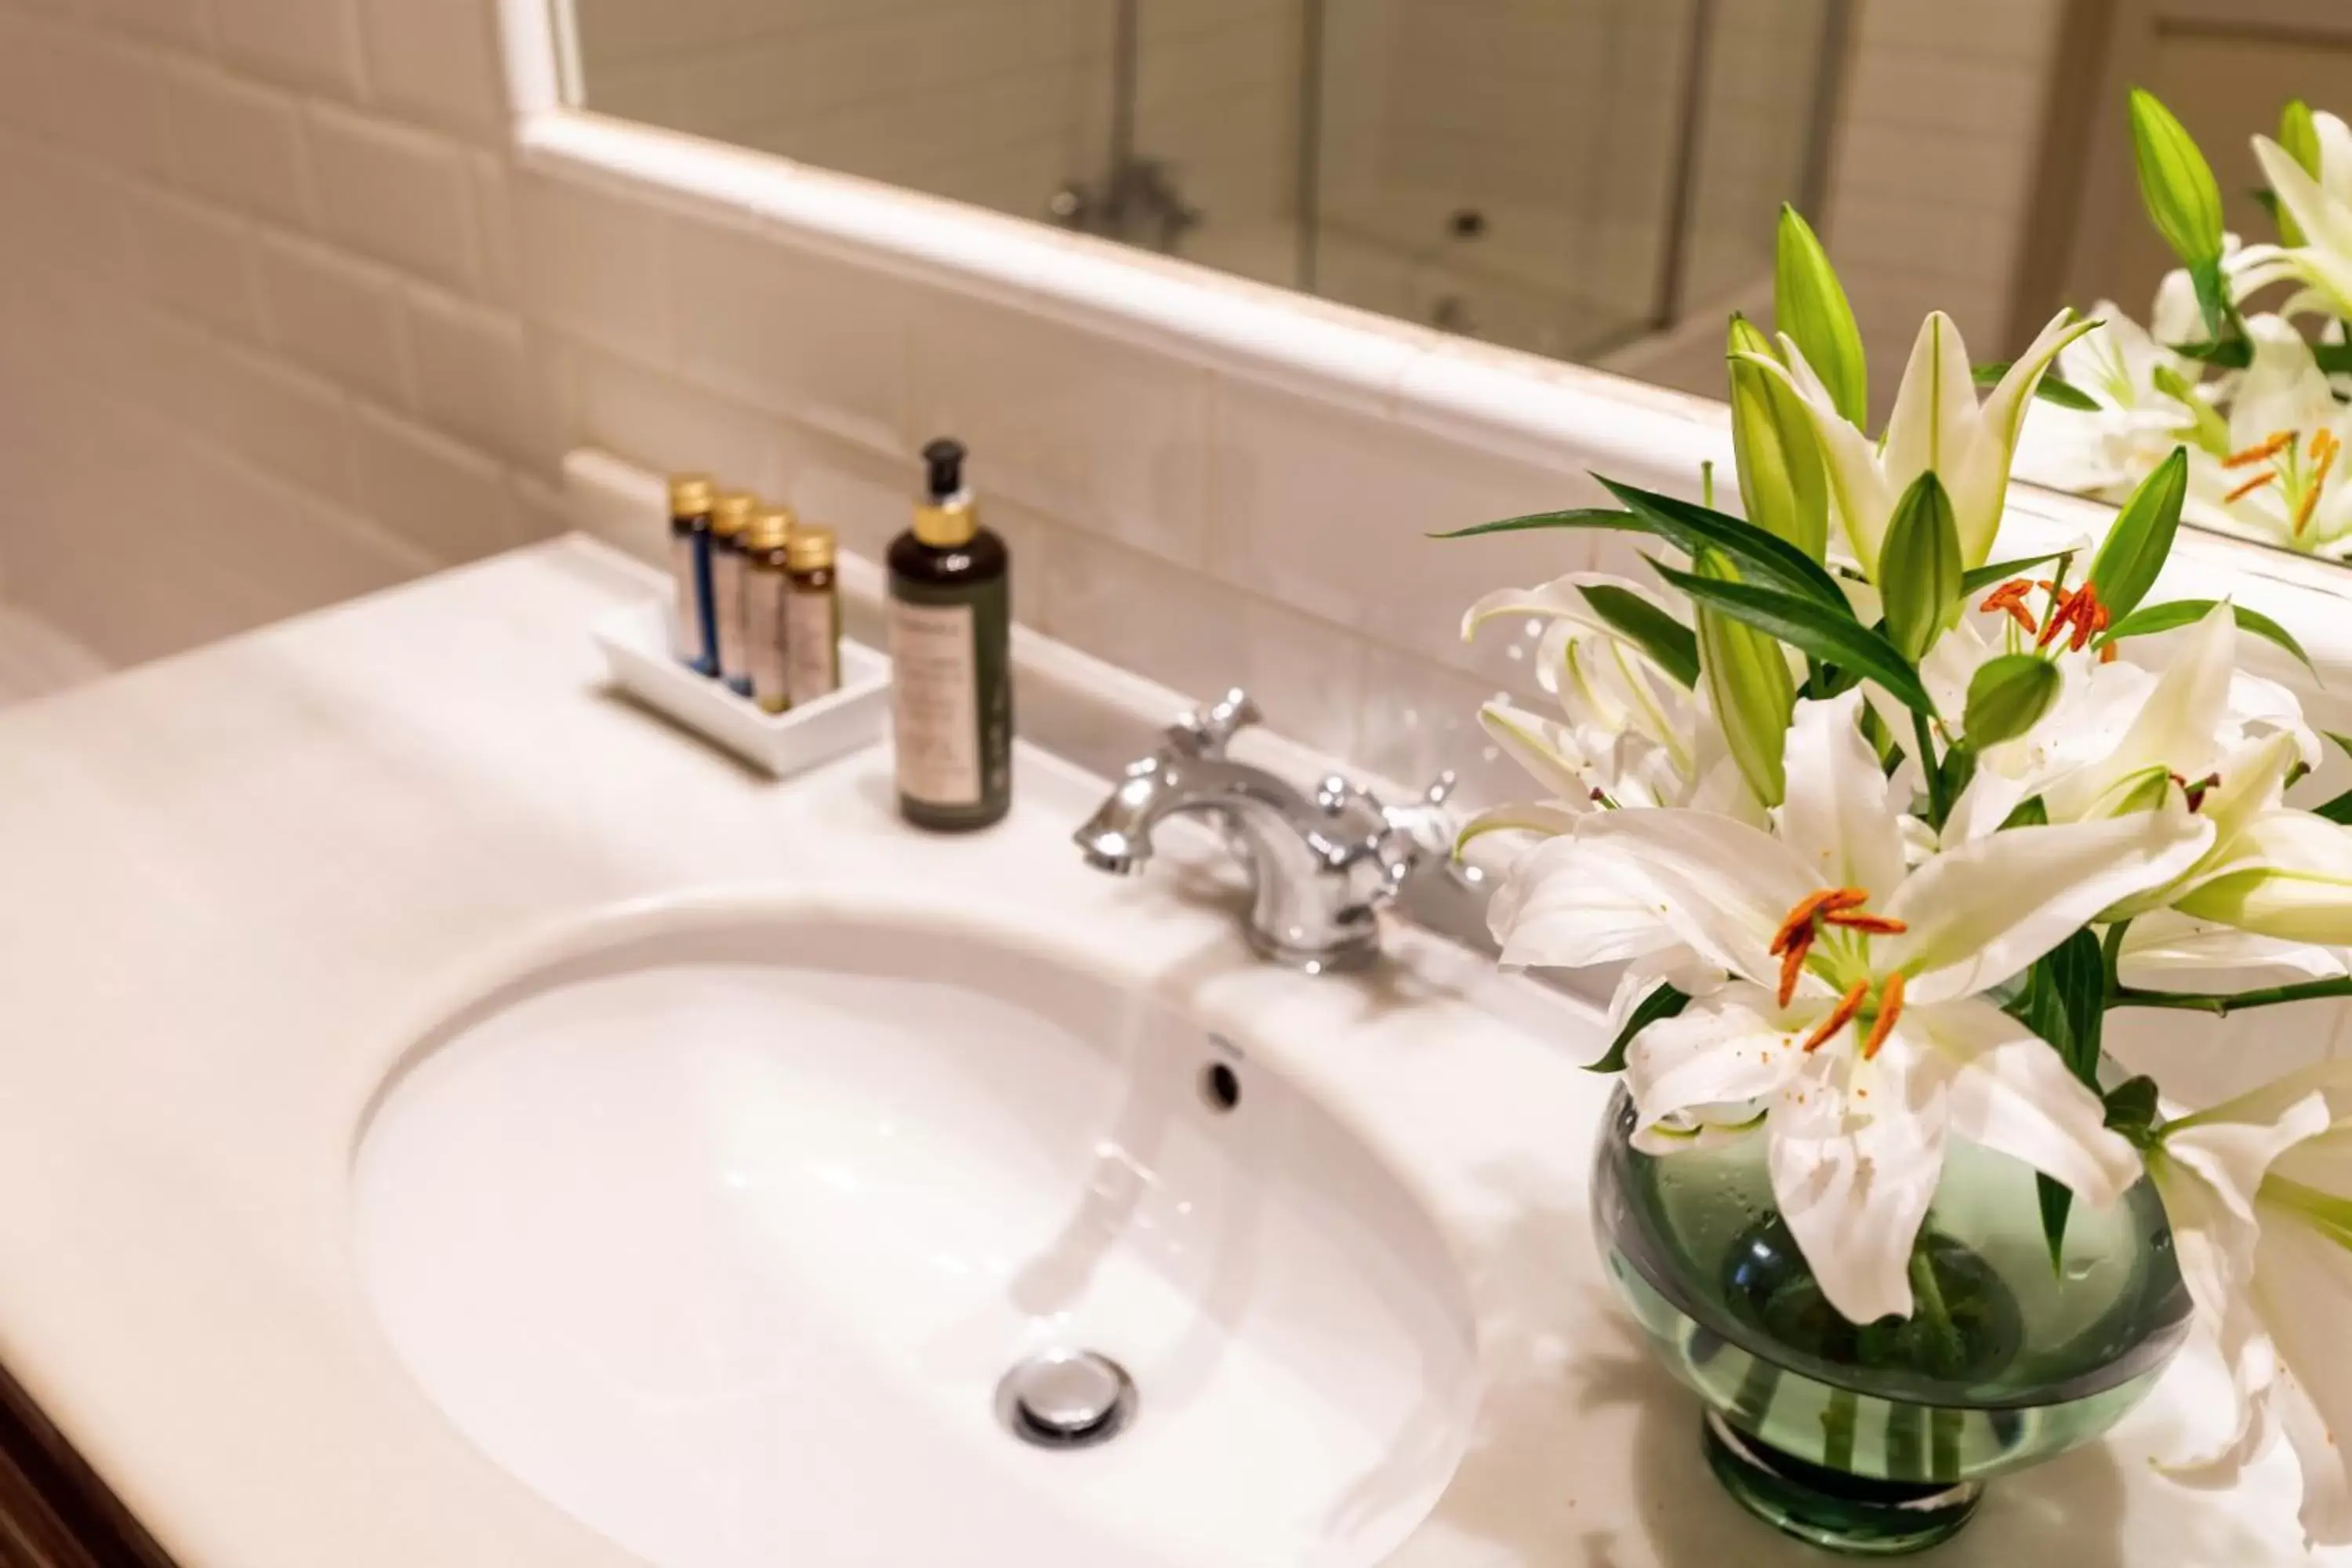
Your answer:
(0, 1359), (174, 1568)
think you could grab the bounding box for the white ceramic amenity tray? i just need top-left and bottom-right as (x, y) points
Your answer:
(591, 598), (890, 777)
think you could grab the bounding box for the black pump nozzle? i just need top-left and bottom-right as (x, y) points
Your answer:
(922, 437), (968, 503)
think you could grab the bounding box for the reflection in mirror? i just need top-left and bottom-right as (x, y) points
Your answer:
(556, 1), (2352, 565)
(557, 0), (1847, 367)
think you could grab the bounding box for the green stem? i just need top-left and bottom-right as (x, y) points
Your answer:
(2100, 919), (2130, 1001)
(1907, 1250), (1965, 1378)
(1915, 711), (1949, 829)
(2111, 975), (2352, 1014)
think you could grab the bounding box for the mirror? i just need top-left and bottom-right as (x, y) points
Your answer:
(557, 0), (2352, 565)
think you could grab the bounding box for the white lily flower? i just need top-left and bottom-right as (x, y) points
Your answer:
(2236, 112), (2352, 321)
(1740, 310), (2096, 575)
(2183, 317), (2352, 554)
(2144, 1062), (2352, 1546)
(1945, 602), (2318, 849)
(1491, 691), (2208, 1322)
(2117, 909), (2352, 993)
(2019, 274), (2217, 497)
(1459, 572), (1758, 836)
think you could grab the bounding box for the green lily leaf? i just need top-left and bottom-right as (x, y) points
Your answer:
(2103, 1076), (2163, 1145)
(2315, 789), (2352, 826)
(1653, 557), (1937, 717)
(1965, 653), (2063, 746)
(2169, 339), (2352, 375)
(1600, 477), (1851, 609)
(1973, 361), (2100, 412)
(2006, 928), (2106, 1267)
(1880, 471), (1963, 659)
(2100, 599), (2313, 670)
(1588, 983), (1689, 1073)
(2002, 794), (2051, 829)
(1577, 583), (1700, 688)
(1432, 506), (1641, 540)
(1961, 551), (2070, 594)
(1775, 205), (1867, 428)
(2149, 364), (2232, 457)
(2087, 447), (2188, 622)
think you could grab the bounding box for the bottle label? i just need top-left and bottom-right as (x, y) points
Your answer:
(786, 586), (839, 706)
(888, 598), (981, 805)
(671, 530), (705, 666)
(711, 546), (748, 686)
(746, 569), (790, 711)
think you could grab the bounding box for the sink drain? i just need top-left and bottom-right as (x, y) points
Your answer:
(996, 1349), (1138, 1450)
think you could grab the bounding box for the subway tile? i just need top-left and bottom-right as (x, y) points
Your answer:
(162, 65), (313, 230)
(208, 343), (359, 505)
(468, 151), (518, 305)
(349, 404), (518, 564)
(11, 146), (140, 287)
(358, 0), (505, 140)
(402, 289), (546, 466)
(905, 289), (1213, 569)
(212, 0), (368, 100)
(561, 341), (788, 497)
(779, 421), (921, 568)
(254, 231), (412, 408)
(45, 31), (170, 176)
(666, 215), (906, 453)
(1041, 528), (1365, 759)
(0, 13), (60, 140)
(513, 171), (670, 365)
(1354, 644), (1530, 811)
(129, 187), (263, 340)
(1207, 374), (1602, 684)
(306, 103), (480, 289)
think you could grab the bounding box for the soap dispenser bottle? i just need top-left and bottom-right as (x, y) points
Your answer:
(887, 437), (1011, 830)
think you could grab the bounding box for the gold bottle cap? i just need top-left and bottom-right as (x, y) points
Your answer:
(669, 472), (716, 517)
(710, 490), (757, 538)
(786, 526), (837, 572)
(913, 495), (977, 548)
(745, 504), (796, 552)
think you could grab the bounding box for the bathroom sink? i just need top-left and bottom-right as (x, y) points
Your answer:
(351, 901), (1481, 1567)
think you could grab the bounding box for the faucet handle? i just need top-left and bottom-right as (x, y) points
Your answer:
(1167, 688), (1263, 758)
(1381, 771), (1467, 862)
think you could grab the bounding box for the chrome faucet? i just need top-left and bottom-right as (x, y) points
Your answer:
(1073, 689), (1461, 972)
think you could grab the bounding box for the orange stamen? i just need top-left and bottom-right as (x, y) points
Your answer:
(2100, 641), (2118, 663)
(2068, 587), (2109, 652)
(1802, 982), (1871, 1053)
(2226, 469), (2281, 505)
(2295, 434), (2339, 538)
(1862, 973), (1906, 1060)
(2226, 431), (2296, 469)
(1978, 578), (2040, 633)
(1777, 937), (1810, 1008)
(1822, 910), (1909, 936)
(1771, 887), (1866, 955)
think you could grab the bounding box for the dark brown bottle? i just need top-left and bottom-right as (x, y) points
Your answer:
(887, 438), (1011, 830)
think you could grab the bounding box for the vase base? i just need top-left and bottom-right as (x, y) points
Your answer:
(1703, 1409), (1982, 1556)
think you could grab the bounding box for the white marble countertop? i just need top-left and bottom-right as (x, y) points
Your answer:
(0, 536), (2332, 1566)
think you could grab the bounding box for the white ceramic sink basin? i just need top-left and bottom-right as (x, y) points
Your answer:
(352, 902), (1481, 1567)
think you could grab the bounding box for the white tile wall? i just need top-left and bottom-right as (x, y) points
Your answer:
(1819, 0), (2068, 410)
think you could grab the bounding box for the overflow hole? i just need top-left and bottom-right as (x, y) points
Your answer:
(1200, 1062), (1240, 1113)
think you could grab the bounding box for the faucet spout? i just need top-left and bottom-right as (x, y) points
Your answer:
(1072, 742), (1411, 971)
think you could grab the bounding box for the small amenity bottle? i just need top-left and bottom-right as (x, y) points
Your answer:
(887, 437), (1011, 830)
(742, 503), (797, 715)
(668, 472), (718, 674)
(785, 524), (840, 706)
(710, 490), (757, 696)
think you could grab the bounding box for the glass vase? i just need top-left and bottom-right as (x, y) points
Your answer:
(1590, 1087), (2191, 1556)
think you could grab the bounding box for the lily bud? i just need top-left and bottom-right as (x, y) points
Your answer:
(2278, 99), (2321, 245)
(1879, 471), (1962, 659)
(2129, 89), (2224, 268)
(1693, 549), (1795, 808)
(1774, 205), (1867, 429)
(2177, 812), (2352, 944)
(1727, 314), (1829, 561)
(1963, 652), (2061, 748)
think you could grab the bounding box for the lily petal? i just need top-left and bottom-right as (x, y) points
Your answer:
(1924, 995), (2144, 1207)
(2044, 602), (2238, 820)
(1779, 691), (1906, 898)
(1767, 1046), (1947, 1323)
(1625, 982), (1808, 1152)
(2178, 810), (2352, 944)
(1486, 836), (1687, 971)
(1572, 808), (1821, 988)
(1883, 809), (2216, 1001)
(2253, 1219), (2352, 1545)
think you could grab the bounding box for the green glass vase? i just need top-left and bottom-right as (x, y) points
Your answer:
(1591, 1087), (2190, 1555)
